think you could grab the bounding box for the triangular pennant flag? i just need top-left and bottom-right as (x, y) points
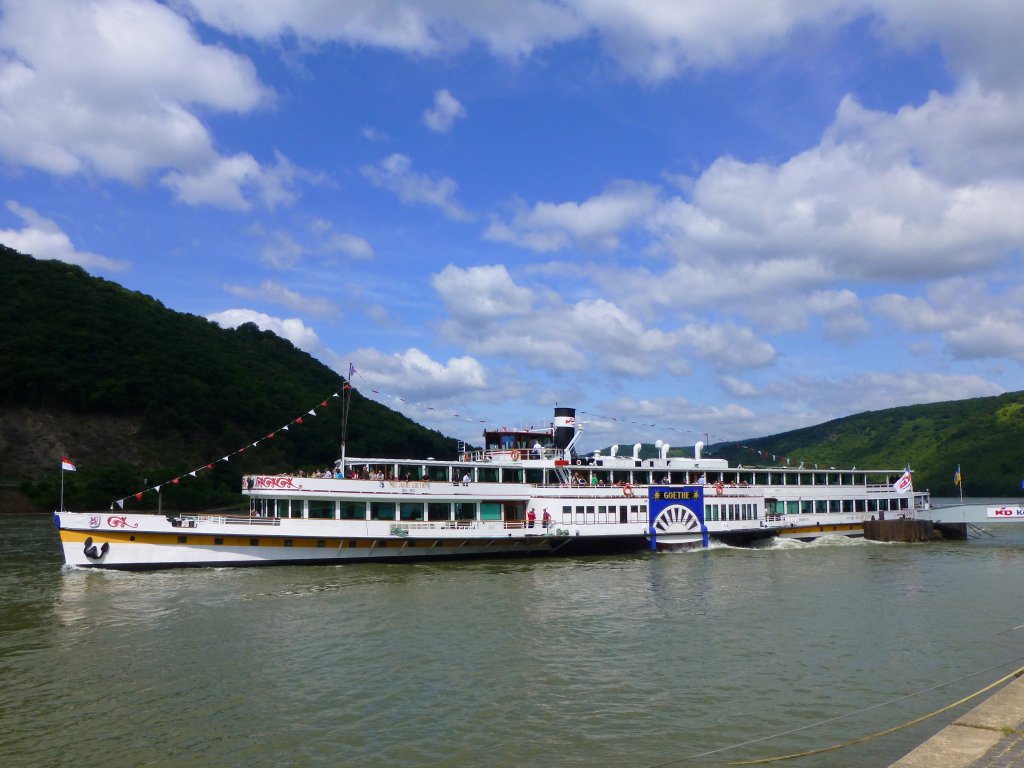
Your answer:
(296, 417), (303, 424)
(135, 492), (143, 501)
(172, 478), (180, 485)
(267, 433), (275, 439)
(206, 464), (213, 470)
(116, 499), (124, 509)
(282, 425), (289, 431)
(308, 409), (316, 416)
(154, 485), (162, 493)
(320, 401), (327, 407)
(189, 471), (197, 477)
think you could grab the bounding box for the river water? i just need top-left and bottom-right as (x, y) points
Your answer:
(4, 503), (1024, 767)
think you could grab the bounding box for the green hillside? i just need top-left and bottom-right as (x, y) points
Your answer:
(710, 394), (1024, 497)
(0, 245), (458, 511)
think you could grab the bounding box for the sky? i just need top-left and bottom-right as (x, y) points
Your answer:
(2, 0), (1024, 453)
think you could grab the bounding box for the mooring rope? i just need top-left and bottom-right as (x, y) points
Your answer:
(647, 654), (1024, 767)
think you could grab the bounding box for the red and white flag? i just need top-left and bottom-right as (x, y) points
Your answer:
(61, 456), (76, 472)
(892, 469), (912, 494)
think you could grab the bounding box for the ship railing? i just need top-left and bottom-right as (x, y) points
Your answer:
(389, 520), (553, 532)
(190, 514), (282, 526)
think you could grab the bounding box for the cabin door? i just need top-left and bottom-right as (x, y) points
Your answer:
(504, 502), (524, 526)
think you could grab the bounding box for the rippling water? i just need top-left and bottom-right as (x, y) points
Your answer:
(5, 509), (1024, 767)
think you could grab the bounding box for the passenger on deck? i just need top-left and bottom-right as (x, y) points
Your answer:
(461, 472), (471, 486)
(542, 509), (552, 528)
(527, 509), (536, 528)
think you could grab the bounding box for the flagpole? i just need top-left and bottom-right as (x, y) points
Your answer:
(60, 465), (65, 512)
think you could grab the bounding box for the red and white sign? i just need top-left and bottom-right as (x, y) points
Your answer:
(988, 507), (1024, 518)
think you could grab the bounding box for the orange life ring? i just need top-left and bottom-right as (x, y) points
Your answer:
(511, 450), (521, 460)
(462, 453), (469, 462)
(623, 483), (634, 497)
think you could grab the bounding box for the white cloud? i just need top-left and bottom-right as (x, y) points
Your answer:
(0, 0), (284, 207)
(720, 375), (758, 397)
(320, 231), (374, 260)
(224, 280), (337, 317)
(361, 154), (473, 221)
(876, 278), (1024, 363)
(184, 0), (586, 59)
(431, 264), (533, 324)
(485, 182), (660, 252)
(0, 201), (129, 272)
(347, 347), (488, 401)
(161, 150), (315, 211)
(676, 323), (777, 369)
(260, 231), (306, 270)
(764, 371), (1005, 425)
(207, 308), (321, 352)
(423, 89), (466, 133)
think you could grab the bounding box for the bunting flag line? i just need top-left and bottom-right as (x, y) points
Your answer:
(109, 383), (349, 510)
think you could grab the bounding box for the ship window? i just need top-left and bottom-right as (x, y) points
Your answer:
(317, 539), (326, 548)
(370, 501), (396, 521)
(815, 500), (827, 514)
(481, 503), (502, 521)
(178, 535), (187, 543)
(290, 500), (305, 518)
(478, 467), (499, 483)
(855, 499), (866, 512)
(284, 539), (293, 547)
(340, 501), (365, 520)
(842, 500), (853, 513)
(214, 537), (223, 545)
(400, 502), (424, 521)
(425, 465), (448, 481)
(249, 538), (259, 546)
(455, 502), (476, 521)
(787, 501), (799, 515)
(563, 505), (572, 523)
(801, 500), (813, 514)
(828, 500), (840, 514)
(275, 499), (289, 518)
(900, 497), (909, 510)
(503, 468), (524, 483)
(428, 502), (450, 521)
(867, 499), (879, 512)
(525, 469), (544, 485)
(308, 500), (335, 519)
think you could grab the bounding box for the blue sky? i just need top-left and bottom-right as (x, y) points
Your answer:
(2, 1), (1023, 451)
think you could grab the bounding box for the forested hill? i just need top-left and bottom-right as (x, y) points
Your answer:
(711, 393), (1024, 497)
(0, 245), (457, 511)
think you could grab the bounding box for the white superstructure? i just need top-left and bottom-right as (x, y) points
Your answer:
(56, 407), (930, 569)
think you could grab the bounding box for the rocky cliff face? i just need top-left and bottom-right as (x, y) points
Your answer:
(0, 406), (150, 479)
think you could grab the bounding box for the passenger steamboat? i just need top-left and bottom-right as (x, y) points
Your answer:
(55, 406), (930, 569)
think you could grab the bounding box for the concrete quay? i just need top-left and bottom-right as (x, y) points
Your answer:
(891, 671), (1024, 767)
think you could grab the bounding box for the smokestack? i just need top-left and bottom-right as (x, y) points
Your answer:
(553, 407), (576, 450)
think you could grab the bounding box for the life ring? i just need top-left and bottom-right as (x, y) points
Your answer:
(623, 483), (634, 497)
(715, 481), (724, 496)
(511, 450), (520, 460)
(575, 459), (582, 466)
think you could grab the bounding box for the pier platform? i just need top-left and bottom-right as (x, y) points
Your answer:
(890, 671), (1024, 767)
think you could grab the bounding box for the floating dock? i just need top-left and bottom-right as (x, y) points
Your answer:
(864, 518), (968, 542)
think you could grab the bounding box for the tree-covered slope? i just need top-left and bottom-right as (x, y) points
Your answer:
(711, 393), (1024, 496)
(0, 245), (458, 509)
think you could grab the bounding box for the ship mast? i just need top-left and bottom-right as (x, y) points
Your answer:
(339, 363), (353, 476)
